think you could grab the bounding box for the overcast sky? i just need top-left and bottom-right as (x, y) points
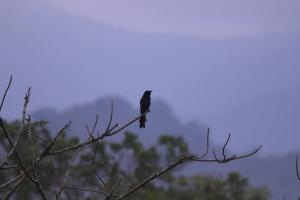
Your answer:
(46, 0), (300, 38)
(1, 0), (300, 155)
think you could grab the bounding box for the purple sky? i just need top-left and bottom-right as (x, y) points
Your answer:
(1, 0), (300, 155)
(46, 0), (300, 38)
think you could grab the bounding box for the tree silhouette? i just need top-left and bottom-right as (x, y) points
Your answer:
(0, 75), (263, 199)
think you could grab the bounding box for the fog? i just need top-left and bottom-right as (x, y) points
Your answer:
(1, 0), (300, 155)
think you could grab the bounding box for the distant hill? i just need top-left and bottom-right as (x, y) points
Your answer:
(33, 97), (209, 152)
(33, 97), (300, 200)
(1, 0), (300, 157)
(210, 86), (300, 155)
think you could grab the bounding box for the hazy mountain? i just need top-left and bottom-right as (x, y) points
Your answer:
(1, 0), (300, 156)
(210, 86), (300, 155)
(33, 97), (209, 153)
(33, 97), (300, 200)
(1, 1), (300, 198)
(191, 151), (300, 200)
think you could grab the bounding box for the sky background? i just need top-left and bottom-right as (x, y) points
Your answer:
(1, 0), (300, 155)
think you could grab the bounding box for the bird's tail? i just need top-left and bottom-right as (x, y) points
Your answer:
(139, 115), (146, 128)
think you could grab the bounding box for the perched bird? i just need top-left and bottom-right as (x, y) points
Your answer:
(139, 90), (152, 128)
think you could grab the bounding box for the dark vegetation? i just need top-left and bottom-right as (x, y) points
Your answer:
(0, 76), (268, 199)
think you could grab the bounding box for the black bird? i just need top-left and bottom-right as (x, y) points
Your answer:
(139, 90), (152, 128)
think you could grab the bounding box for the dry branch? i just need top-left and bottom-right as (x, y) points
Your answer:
(296, 154), (300, 181)
(0, 75), (262, 199)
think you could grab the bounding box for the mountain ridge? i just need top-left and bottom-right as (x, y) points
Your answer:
(32, 96), (300, 200)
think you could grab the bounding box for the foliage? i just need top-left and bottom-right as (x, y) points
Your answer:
(0, 121), (269, 199)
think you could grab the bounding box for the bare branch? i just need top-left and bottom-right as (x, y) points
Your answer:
(117, 132), (261, 200)
(105, 100), (114, 134)
(93, 166), (107, 189)
(107, 116), (140, 137)
(0, 87), (31, 161)
(48, 115), (141, 155)
(0, 164), (17, 171)
(56, 148), (82, 199)
(222, 133), (231, 161)
(32, 168), (48, 200)
(22, 87), (31, 123)
(91, 113), (99, 135)
(0, 75), (12, 113)
(198, 128), (210, 159)
(38, 121), (71, 161)
(0, 172), (24, 189)
(0, 118), (28, 172)
(0, 79), (262, 199)
(193, 145), (262, 163)
(3, 174), (26, 200)
(106, 177), (123, 200)
(64, 186), (108, 196)
(90, 132), (100, 165)
(118, 155), (196, 200)
(296, 154), (300, 181)
(85, 114), (99, 140)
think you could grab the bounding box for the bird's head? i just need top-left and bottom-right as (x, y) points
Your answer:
(144, 90), (152, 96)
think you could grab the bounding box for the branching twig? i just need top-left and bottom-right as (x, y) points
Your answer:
(48, 115), (141, 155)
(38, 121), (71, 161)
(106, 177), (123, 200)
(0, 78), (262, 199)
(117, 131), (261, 200)
(56, 148), (82, 199)
(5, 87), (31, 161)
(85, 113), (99, 140)
(105, 101), (114, 134)
(32, 168), (48, 200)
(118, 155), (196, 200)
(3, 174), (26, 200)
(208, 133), (261, 163)
(0, 164), (17, 171)
(0, 172), (24, 189)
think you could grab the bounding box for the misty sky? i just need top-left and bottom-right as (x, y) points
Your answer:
(1, 0), (300, 155)
(48, 0), (300, 38)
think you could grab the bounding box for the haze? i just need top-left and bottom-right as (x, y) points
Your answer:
(1, 0), (300, 155)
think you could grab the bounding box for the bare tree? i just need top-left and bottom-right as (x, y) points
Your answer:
(0, 75), (261, 199)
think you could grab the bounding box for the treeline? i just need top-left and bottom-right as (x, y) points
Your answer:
(0, 120), (268, 199)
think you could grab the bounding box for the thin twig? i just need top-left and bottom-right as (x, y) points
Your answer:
(0, 118), (28, 173)
(0, 75), (12, 113)
(0, 173), (24, 189)
(117, 155), (196, 200)
(3, 174), (26, 200)
(105, 101), (114, 134)
(32, 168), (48, 200)
(93, 166), (107, 190)
(6, 88), (31, 160)
(38, 121), (71, 161)
(296, 154), (300, 181)
(0, 164), (17, 171)
(56, 148), (82, 199)
(106, 177), (123, 200)
(87, 114), (99, 164)
(193, 145), (262, 163)
(48, 115), (141, 155)
(222, 133), (231, 161)
(64, 186), (108, 196)
(198, 128), (210, 159)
